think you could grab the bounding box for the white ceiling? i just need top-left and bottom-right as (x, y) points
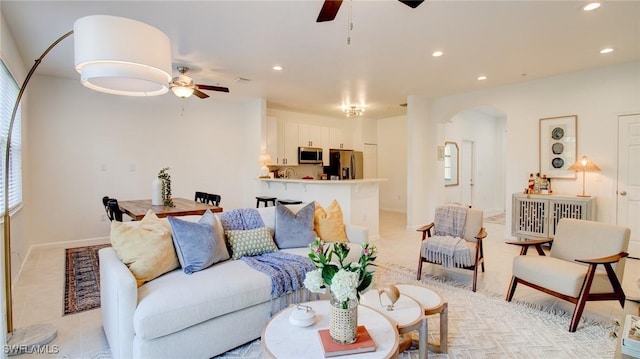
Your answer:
(2, 1), (639, 119)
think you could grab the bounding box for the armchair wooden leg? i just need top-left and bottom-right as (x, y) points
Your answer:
(506, 276), (518, 302)
(570, 264), (597, 332)
(472, 265), (478, 292)
(417, 257), (424, 280)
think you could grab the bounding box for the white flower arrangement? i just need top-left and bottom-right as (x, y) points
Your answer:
(303, 238), (377, 309)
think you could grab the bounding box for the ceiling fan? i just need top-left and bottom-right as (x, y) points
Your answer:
(316, 0), (424, 22)
(170, 66), (230, 99)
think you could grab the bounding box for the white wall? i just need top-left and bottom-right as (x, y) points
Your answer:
(24, 75), (258, 247)
(427, 61), (640, 236)
(377, 116), (407, 212)
(443, 109), (506, 213)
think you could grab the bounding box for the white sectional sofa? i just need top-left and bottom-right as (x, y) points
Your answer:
(99, 205), (368, 359)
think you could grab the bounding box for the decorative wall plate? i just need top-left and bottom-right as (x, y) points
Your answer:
(552, 157), (564, 168)
(552, 142), (564, 154)
(551, 127), (564, 140)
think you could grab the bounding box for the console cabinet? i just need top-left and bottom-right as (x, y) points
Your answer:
(511, 193), (596, 239)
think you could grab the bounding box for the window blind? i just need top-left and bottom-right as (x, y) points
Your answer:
(0, 60), (23, 215)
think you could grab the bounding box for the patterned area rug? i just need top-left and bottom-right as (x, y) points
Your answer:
(215, 262), (619, 359)
(64, 243), (111, 315)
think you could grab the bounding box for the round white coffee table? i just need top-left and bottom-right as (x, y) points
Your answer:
(261, 300), (400, 359)
(360, 288), (427, 359)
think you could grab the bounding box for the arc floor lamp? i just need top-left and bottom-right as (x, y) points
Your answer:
(2, 15), (172, 354)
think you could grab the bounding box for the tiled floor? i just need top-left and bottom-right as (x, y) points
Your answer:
(10, 211), (640, 358)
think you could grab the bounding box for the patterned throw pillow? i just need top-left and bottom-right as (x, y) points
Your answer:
(225, 226), (278, 259)
(314, 200), (348, 242)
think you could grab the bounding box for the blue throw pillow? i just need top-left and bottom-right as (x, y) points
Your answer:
(274, 202), (317, 249)
(168, 210), (229, 274)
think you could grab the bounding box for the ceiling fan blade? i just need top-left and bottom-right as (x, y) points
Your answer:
(193, 89), (209, 99)
(398, 0), (424, 9)
(316, 0), (343, 22)
(196, 84), (230, 93)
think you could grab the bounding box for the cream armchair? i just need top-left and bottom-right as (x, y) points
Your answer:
(506, 218), (630, 332)
(416, 206), (487, 292)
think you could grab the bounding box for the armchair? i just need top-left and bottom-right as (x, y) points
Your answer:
(506, 218), (630, 332)
(416, 206), (487, 292)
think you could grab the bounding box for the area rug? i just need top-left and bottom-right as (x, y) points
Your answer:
(215, 262), (619, 359)
(64, 243), (111, 315)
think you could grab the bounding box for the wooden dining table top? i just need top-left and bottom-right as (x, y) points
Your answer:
(118, 197), (223, 221)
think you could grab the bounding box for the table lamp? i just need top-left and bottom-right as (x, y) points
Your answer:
(568, 156), (601, 197)
(259, 153), (272, 178)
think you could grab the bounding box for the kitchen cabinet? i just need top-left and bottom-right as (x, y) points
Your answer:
(329, 127), (351, 150)
(511, 193), (596, 239)
(298, 124), (325, 148)
(266, 118), (298, 165)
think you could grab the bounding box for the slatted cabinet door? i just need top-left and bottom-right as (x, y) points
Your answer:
(512, 193), (595, 240)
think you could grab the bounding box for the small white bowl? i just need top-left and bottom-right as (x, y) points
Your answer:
(289, 305), (315, 327)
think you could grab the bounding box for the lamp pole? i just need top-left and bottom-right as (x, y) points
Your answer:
(3, 29), (72, 354)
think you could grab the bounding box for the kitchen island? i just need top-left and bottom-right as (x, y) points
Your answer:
(258, 178), (386, 240)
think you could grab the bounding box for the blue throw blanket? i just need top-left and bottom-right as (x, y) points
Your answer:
(219, 208), (265, 231)
(240, 251), (315, 315)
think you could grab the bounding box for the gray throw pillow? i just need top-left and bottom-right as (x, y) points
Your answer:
(274, 202), (317, 249)
(168, 210), (230, 274)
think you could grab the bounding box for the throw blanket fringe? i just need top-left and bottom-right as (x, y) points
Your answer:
(240, 251), (316, 315)
(424, 235), (472, 268)
(434, 204), (467, 238)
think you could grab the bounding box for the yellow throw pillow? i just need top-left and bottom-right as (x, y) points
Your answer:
(110, 210), (179, 286)
(314, 200), (348, 243)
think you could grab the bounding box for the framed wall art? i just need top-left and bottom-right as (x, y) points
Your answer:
(539, 115), (577, 178)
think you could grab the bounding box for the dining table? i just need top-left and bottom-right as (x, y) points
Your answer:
(117, 197), (223, 221)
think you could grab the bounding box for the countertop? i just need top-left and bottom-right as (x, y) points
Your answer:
(259, 178), (386, 184)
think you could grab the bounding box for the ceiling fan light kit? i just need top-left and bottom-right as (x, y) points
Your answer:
(74, 15), (172, 96)
(170, 66), (230, 99)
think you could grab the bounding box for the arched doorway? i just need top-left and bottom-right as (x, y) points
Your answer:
(443, 106), (507, 214)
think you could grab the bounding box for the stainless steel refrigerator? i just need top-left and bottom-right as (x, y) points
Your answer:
(328, 149), (363, 179)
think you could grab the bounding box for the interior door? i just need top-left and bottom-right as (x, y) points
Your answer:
(364, 143), (377, 179)
(461, 140), (474, 207)
(618, 114), (640, 258)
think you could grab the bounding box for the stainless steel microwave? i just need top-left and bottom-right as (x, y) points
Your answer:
(298, 147), (323, 164)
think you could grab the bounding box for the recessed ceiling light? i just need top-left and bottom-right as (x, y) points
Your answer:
(583, 2), (601, 11)
(432, 51), (443, 57)
(600, 48), (614, 54)
(477, 75), (487, 81)
(272, 65), (283, 71)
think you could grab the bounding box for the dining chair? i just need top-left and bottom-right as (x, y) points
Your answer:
(105, 198), (124, 222)
(207, 193), (221, 207)
(194, 191), (209, 203)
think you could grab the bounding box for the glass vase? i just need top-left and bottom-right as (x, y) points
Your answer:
(329, 296), (358, 344)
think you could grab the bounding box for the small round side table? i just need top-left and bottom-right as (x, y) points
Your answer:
(395, 284), (448, 354)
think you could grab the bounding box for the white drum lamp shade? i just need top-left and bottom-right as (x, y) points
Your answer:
(74, 15), (172, 96)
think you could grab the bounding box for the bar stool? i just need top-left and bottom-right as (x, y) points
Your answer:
(277, 199), (302, 205)
(256, 196), (277, 208)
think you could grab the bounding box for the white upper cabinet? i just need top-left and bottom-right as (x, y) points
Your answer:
(329, 127), (352, 150)
(266, 118), (298, 165)
(298, 124), (325, 148)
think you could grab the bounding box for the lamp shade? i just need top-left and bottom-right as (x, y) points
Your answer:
(74, 15), (172, 96)
(568, 156), (601, 172)
(171, 86), (194, 98)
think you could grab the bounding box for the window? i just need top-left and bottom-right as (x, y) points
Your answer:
(0, 60), (22, 215)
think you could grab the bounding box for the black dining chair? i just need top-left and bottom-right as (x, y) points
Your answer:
(207, 193), (221, 206)
(105, 198), (124, 222)
(195, 191), (209, 203)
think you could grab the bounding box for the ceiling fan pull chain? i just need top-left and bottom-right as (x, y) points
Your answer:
(347, 0), (353, 45)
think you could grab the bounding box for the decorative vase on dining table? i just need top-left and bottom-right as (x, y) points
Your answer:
(329, 296), (358, 344)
